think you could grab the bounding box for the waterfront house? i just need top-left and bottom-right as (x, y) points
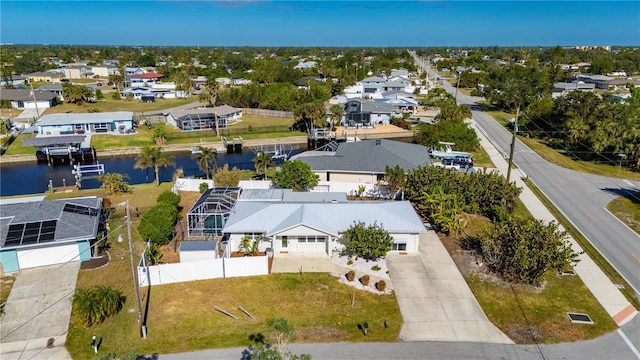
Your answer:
(167, 105), (241, 131)
(342, 98), (399, 127)
(36, 111), (134, 135)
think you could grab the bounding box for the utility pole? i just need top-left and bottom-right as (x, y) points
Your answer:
(506, 105), (520, 184)
(126, 200), (146, 338)
(454, 71), (461, 104)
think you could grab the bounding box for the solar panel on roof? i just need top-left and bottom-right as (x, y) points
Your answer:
(6, 224), (25, 245)
(4, 220), (59, 246)
(63, 203), (99, 217)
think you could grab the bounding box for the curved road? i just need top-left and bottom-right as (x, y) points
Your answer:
(413, 54), (640, 298)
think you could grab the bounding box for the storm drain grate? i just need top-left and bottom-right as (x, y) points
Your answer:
(567, 313), (594, 324)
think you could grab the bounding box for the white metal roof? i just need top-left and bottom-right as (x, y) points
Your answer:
(223, 201), (425, 237)
(37, 111), (134, 126)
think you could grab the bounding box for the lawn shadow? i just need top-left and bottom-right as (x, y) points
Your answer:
(601, 187), (640, 205)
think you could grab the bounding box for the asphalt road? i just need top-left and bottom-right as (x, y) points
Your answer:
(160, 316), (640, 359)
(412, 54), (640, 298)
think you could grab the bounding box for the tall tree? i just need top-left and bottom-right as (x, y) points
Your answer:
(134, 146), (175, 185)
(252, 150), (275, 180)
(384, 165), (405, 199)
(329, 104), (344, 130)
(191, 146), (217, 179)
(272, 160), (319, 191)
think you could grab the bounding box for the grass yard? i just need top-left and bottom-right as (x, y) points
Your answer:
(470, 144), (493, 169)
(3, 133), (37, 155)
(452, 213), (618, 344)
(90, 126), (157, 149)
(42, 98), (197, 115)
(66, 273), (402, 358)
(607, 196), (640, 235)
(467, 273), (617, 343)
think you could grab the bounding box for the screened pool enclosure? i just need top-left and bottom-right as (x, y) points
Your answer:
(187, 187), (240, 237)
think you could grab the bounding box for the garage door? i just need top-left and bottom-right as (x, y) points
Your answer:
(295, 235), (327, 253)
(391, 234), (409, 251)
(17, 243), (80, 269)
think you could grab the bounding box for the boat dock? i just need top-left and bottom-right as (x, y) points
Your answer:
(222, 137), (243, 153)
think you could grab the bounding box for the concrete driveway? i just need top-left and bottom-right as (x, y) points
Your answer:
(386, 232), (512, 343)
(0, 262), (80, 360)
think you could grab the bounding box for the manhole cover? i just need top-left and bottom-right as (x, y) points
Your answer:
(567, 312), (594, 324)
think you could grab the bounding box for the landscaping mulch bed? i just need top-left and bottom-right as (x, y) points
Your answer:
(80, 252), (110, 270)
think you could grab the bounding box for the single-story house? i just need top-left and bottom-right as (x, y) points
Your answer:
(24, 71), (65, 83)
(342, 98), (399, 127)
(0, 196), (103, 272)
(0, 75), (27, 87)
(292, 139), (432, 184)
(91, 64), (119, 78)
(121, 87), (177, 100)
(0, 89), (58, 110)
(167, 105), (241, 131)
(222, 198), (425, 257)
(37, 84), (65, 101)
(36, 111), (134, 135)
(126, 73), (165, 87)
(552, 82), (596, 98)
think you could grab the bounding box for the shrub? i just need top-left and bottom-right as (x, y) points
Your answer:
(360, 275), (370, 286)
(347, 259), (354, 265)
(156, 190), (181, 208)
(341, 221), (393, 261)
(346, 270), (355, 282)
(138, 204), (178, 246)
(376, 280), (386, 292)
(88, 107), (101, 113)
(371, 265), (381, 271)
(199, 182), (209, 193)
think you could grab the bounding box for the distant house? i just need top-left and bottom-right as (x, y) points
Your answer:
(24, 71), (65, 83)
(294, 61), (317, 69)
(36, 111), (134, 135)
(167, 105), (241, 131)
(0, 75), (27, 87)
(552, 82), (595, 98)
(342, 98), (398, 127)
(390, 68), (410, 78)
(121, 87), (177, 100)
(62, 65), (93, 79)
(361, 76), (386, 94)
(0, 89), (58, 110)
(296, 76), (324, 89)
(91, 64), (119, 78)
(0, 196), (103, 272)
(37, 84), (65, 101)
(126, 73), (165, 87)
(125, 67), (146, 75)
(292, 139), (432, 184)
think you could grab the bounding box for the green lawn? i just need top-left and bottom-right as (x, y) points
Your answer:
(3, 133), (37, 155)
(461, 213), (617, 343)
(607, 196), (640, 235)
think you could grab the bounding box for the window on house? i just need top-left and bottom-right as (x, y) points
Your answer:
(392, 243), (407, 251)
(281, 236), (288, 248)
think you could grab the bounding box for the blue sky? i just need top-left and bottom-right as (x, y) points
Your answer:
(1, 1), (638, 46)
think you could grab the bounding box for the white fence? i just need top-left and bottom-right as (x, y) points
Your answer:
(138, 255), (269, 286)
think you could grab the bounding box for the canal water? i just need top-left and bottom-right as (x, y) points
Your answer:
(0, 148), (305, 197)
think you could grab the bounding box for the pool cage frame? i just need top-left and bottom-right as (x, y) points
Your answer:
(186, 187), (241, 238)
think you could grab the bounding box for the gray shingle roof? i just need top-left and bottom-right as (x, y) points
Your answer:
(223, 201), (426, 237)
(0, 197), (102, 249)
(179, 241), (217, 252)
(294, 139), (432, 173)
(0, 89), (58, 101)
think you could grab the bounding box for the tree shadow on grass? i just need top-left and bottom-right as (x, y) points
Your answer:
(601, 187), (640, 206)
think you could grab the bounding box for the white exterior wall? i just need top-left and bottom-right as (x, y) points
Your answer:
(224, 256), (269, 277)
(172, 178), (214, 193)
(327, 172), (377, 184)
(11, 100), (52, 110)
(390, 233), (419, 252)
(17, 243), (80, 269)
(311, 181), (389, 198)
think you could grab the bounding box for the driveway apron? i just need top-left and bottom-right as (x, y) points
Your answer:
(1, 262), (80, 360)
(386, 232), (512, 343)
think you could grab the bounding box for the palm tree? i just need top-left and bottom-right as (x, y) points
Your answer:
(134, 146), (175, 186)
(252, 150), (275, 180)
(203, 80), (221, 136)
(329, 104), (344, 130)
(191, 146), (217, 179)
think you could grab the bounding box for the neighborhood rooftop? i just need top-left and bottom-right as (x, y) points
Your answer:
(36, 111), (134, 125)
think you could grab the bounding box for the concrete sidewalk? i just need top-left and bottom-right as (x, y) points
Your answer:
(472, 120), (638, 326)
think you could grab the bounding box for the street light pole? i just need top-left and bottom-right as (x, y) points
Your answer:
(126, 200), (146, 338)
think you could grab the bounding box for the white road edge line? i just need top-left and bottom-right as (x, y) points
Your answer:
(623, 180), (635, 187)
(617, 329), (640, 359)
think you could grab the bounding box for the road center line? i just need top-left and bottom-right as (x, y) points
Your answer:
(617, 329), (640, 359)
